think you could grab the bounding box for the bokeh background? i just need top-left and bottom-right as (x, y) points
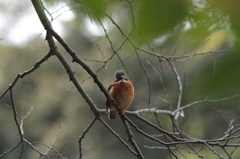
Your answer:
(1, 0), (240, 158)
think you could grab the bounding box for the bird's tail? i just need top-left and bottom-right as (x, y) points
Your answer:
(109, 111), (118, 119)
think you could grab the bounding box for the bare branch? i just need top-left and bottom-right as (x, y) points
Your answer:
(44, 114), (68, 156)
(9, 89), (24, 158)
(99, 117), (138, 156)
(0, 51), (53, 99)
(0, 140), (22, 158)
(147, 60), (172, 109)
(136, 51), (151, 108)
(79, 117), (97, 159)
(120, 115), (144, 159)
(174, 95), (240, 114)
(126, 108), (174, 116)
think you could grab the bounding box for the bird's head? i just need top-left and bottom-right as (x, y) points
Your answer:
(115, 70), (125, 82)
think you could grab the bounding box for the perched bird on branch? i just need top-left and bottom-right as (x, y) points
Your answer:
(106, 70), (134, 119)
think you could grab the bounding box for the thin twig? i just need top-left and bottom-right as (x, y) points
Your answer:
(79, 117), (97, 159)
(10, 89), (24, 158)
(44, 113), (69, 156)
(0, 51), (53, 99)
(136, 51), (151, 108)
(120, 115), (145, 159)
(0, 140), (22, 158)
(98, 117), (138, 156)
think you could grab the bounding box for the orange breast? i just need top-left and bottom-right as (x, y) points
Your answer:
(109, 81), (134, 111)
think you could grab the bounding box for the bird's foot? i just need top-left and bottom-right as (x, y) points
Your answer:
(120, 109), (125, 115)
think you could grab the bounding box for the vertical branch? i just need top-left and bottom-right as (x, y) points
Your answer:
(9, 89), (24, 158)
(79, 117), (97, 159)
(127, 0), (136, 29)
(136, 51), (151, 108)
(19, 103), (24, 136)
(147, 60), (172, 109)
(167, 60), (183, 112)
(120, 115), (144, 159)
(159, 57), (173, 109)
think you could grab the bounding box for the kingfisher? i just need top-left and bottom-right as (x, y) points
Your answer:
(106, 70), (134, 119)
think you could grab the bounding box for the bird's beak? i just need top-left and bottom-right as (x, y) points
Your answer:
(120, 76), (125, 81)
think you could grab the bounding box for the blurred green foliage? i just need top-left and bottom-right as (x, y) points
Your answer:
(1, 0), (240, 158)
(79, 0), (106, 19)
(136, 0), (189, 38)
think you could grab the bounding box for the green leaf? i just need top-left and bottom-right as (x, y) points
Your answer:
(136, 0), (189, 39)
(81, 0), (106, 19)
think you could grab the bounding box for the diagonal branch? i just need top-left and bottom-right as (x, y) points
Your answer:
(98, 117), (138, 157)
(0, 140), (22, 158)
(120, 115), (144, 159)
(0, 51), (53, 99)
(79, 117), (97, 159)
(9, 89), (24, 158)
(44, 113), (68, 156)
(31, 2), (145, 158)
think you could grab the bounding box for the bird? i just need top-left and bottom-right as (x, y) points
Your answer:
(106, 70), (134, 119)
